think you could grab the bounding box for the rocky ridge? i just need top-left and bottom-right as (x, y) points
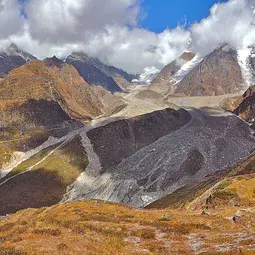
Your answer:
(66, 52), (133, 92)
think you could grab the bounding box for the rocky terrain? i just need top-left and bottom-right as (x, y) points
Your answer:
(63, 106), (255, 208)
(222, 85), (255, 122)
(66, 52), (134, 92)
(147, 141), (255, 210)
(0, 42), (255, 254)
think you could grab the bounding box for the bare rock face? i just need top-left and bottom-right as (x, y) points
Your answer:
(0, 43), (36, 76)
(220, 46), (255, 122)
(66, 52), (135, 92)
(174, 45), (245, 96)
(150, 52), (195, 93)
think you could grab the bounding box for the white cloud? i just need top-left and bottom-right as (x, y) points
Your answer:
(191, 0), (255, 55)
(80, 25), (190, 73)
(20, 0), (190, 73)
(24, 0), (141, 44)
(0, 0), (24, 39)
(0, 0), (254, 74)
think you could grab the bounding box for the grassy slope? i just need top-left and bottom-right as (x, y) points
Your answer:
(0, 127), (53, 169)
(0, 141), (254, 254)
(0, 136), (88, 215)
(0, 150), (255, 254)
(0, 200), (254, 255)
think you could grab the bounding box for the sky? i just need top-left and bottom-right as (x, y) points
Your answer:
(141, 0), (228, 32)
(0, 0), (254, 74)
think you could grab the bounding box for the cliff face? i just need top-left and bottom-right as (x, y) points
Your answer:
(174, 45), (245, 96)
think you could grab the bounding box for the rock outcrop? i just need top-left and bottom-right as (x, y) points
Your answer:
(222, 85), (255, 122)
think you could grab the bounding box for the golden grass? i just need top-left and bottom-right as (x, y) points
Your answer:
(0, 200), (254, 255)
(0, 127), (49, 169)
(4, 136), (88, 185)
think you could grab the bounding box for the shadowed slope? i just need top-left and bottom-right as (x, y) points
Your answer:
(66, 52), (124, 93)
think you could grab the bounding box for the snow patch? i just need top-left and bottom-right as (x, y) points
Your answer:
(141, 195), (153, 203)
(237, 48), (253, 86)
(132, 66), (159, 85)
(172, 54), (203, 83)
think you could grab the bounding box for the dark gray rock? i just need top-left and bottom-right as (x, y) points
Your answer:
(66, 52), (130, 93)
(64, 107), (255, 208)
(87, 108), (191, 170)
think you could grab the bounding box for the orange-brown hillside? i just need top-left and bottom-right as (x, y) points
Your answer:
(0, 57), (103, 171)
(0, 199), (254, 255)
(0, 57), (103, 123)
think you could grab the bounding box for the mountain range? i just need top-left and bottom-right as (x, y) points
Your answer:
(0, 42), (255, 254)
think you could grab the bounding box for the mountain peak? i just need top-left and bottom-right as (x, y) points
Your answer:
(69, 51), (90, 61)
(0, 44), (36, 76)
(217, 43), (236, 53)
(7, 43), (19, 51)
(43, 56), (64, 68)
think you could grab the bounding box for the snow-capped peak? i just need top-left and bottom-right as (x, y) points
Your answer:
(132, 66), (159, 85)
(172, 54), (203, 83)
(3, 43), (36, 62)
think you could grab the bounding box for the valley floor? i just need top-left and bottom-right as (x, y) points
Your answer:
(0, 87), (254, 254)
